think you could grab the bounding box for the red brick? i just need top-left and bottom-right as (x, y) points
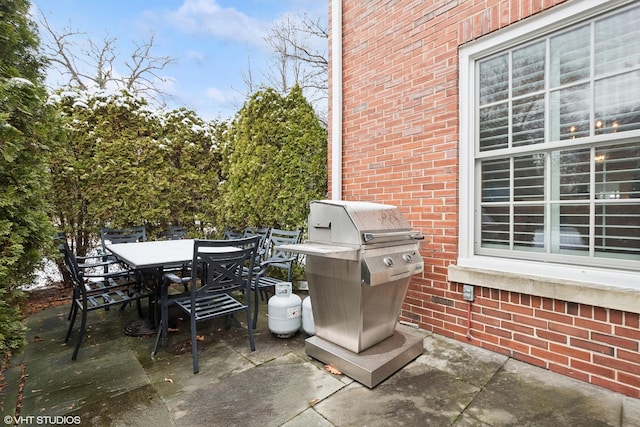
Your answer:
(619, 349), (640, 365)
(531, 347), (568, 365)
(531, 296), (543, 309)
(574, 317), (612, 334)
(471, 329), (501, 345)
(570, 338), (614, 356)
(501, 321), (534, 336)
(610, 309), (623, 325)
(591, 332), (638, 351)
(549, 343), (591, 361)
(501, 302), (534, 316)
(472, 312), (502, 327)
(570, 359), (615, 379)
(475, 296), (499, 309)
(579, 304), (594, 319)
(514, 332), (548, 349)
(549, 363), (590, 383)
(618, 371), (640, 389)
(625, 313), (639, 329)
(594, 307), (607, 322)
(593, 354), (640, 376)
(548, 322), (589, 339)
(513, 351), (546, 368)
(497, 337), (529, 355)
(513, 314), (547, 329)
(614, 325), (640, 342)
(486, 325), (512, 339)
(536, 329), (567, 344)
(591, 376), (640, 398)
(481, 341), (511, 357)
(535, 309), (573, 325)
(482, 307), (512, 320)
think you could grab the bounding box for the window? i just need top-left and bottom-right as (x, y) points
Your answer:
(460, 0), (640, 278)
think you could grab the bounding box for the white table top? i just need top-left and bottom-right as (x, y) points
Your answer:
(106, 239), (239, 269)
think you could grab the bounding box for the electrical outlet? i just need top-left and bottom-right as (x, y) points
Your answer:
(463, 284), (474, 301)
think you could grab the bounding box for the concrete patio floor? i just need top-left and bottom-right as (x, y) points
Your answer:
(2, 292), (640, 426)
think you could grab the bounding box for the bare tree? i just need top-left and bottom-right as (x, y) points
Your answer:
(39, 13), (176, 106)
(242, 13), (328, 125)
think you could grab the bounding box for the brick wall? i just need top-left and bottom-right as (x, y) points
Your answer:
(331, 0), (640, 398)
(403, 281), (640, 397)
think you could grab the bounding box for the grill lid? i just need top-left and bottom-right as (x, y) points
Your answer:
(308, 200), (421, 245)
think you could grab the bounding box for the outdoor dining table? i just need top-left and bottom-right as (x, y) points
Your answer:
(106, 238), (197, 270)
(106, 239), (195, 336)
(106, 239), (241, 340)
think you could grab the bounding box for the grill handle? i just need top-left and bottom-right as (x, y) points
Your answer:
(362, 231), (424, 243)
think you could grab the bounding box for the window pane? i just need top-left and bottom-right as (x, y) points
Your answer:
(549, 84), (590, 141)
(554, 205), (589, 254)
(479, 54), (509, 105)
(482, 159), (510, 202)
(595, 72), (640, 135)
(552, 148), (590, 200)
(472, 4), (640, 270)
(481, 206), (509, 248)
(513, 41), (545, 97)
(512, 93), (545, 146)
(514, 205), (545, 251)
(479, 102), (509, 151)
(595, 143), (640, 199)
(595, 203), (640, 260)
(550, 25), (590, 88)
(514, 155), (545, 201)
(595, 5), (640, 77)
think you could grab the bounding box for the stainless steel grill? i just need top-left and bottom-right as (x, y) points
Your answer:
(283, 200), (424, 353)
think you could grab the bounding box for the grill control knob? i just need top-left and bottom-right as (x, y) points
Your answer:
(383, 257), (394, 266)
(402, 254), (413, 263)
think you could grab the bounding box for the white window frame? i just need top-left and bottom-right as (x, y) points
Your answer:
(455, 0), (640, 296)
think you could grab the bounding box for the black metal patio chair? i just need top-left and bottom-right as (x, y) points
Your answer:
(60, 240), (153, 360)
(252, 228), (302, 329)
(99, 226), (147, 271)
(152, 236), (261, 373)
(158, 226), (187, 240)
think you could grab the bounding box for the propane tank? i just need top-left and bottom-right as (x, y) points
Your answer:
(302, 295), (315, 335)
(268, 282), (301, 338)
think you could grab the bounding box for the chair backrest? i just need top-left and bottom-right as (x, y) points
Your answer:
(263, 229), (302, 277)
(158, 226), (187, 240)
(101, 226), (146, 251)
(223, 228), (244, 240)
(192, 236), (260, 296)
(57, 239), (84, 288)
(243, 227), (270, 253)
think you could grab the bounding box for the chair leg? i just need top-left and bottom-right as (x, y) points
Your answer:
(151, 320), (163, 357)
(191, 313), (199, 374)
(67, 289), (79, 320)
(152, 289), (170, 357)
(65, 302), (78, 343)
(252, 286), (260, 330)
(246, 307), (256, 352)
(71, 309), (88, 360)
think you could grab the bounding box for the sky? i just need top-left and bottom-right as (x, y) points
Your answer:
(32, 0), (328, 120)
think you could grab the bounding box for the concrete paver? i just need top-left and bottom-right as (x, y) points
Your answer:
(2, 296), (638, 427)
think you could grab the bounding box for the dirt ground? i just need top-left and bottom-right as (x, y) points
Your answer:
(24, 282), (72, 316)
